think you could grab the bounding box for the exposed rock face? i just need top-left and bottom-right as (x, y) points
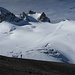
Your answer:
(38, 12), (51, 23)
(28, 10), (36, 14)
(0, 7), (51, 23)
(0, 7), (21, 23)
(20, 12), (30, 22)
(20, 11), (51, 23)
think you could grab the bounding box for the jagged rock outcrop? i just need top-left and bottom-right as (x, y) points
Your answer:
(20, 11), (51, 23)
(0, 7), (51, 23)
(28, 10), (36, 14)
(0, 7), (21, 23)
(38, 12), (51, 23)
(20, 12), (30, 22)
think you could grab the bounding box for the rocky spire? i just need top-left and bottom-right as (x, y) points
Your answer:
(38, 12), (51, 23)
(28, 10), (36, 14)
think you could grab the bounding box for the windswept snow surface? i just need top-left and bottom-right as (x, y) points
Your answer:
(0, 20), (75, 64)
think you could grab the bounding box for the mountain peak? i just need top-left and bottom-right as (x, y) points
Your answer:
(0, 7), (10, 14)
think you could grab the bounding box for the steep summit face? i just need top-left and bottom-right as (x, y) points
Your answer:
(0, 7), (21, 23)
(0, 7), (10, 14)
(28, 10), (36, 14)
(38, 12), (51, 23)
(0, 7), (50, 25)
(20, 10), (51, 23)
(20, 12), (30, 22)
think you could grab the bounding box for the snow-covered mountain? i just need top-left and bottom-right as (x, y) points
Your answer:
(19, 10), (51, 22)
(0, 0), (75, 64)
(0, 17), (74, 64)
(1, 0), (75, 23)
(0, 7), (50, 25)
(0, 7), (30, 26)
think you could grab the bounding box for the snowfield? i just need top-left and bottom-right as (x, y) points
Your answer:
(0, 0), (75, 64)
(0, 20), (75, 64)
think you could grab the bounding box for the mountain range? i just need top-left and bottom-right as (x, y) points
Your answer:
(0, 0), (75, 64)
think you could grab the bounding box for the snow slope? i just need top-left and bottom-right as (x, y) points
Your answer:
(0, 0), (75, 64)
(0, 19), (75, 64)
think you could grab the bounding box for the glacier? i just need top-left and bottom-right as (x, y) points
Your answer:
(0, 0), (75, 64)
